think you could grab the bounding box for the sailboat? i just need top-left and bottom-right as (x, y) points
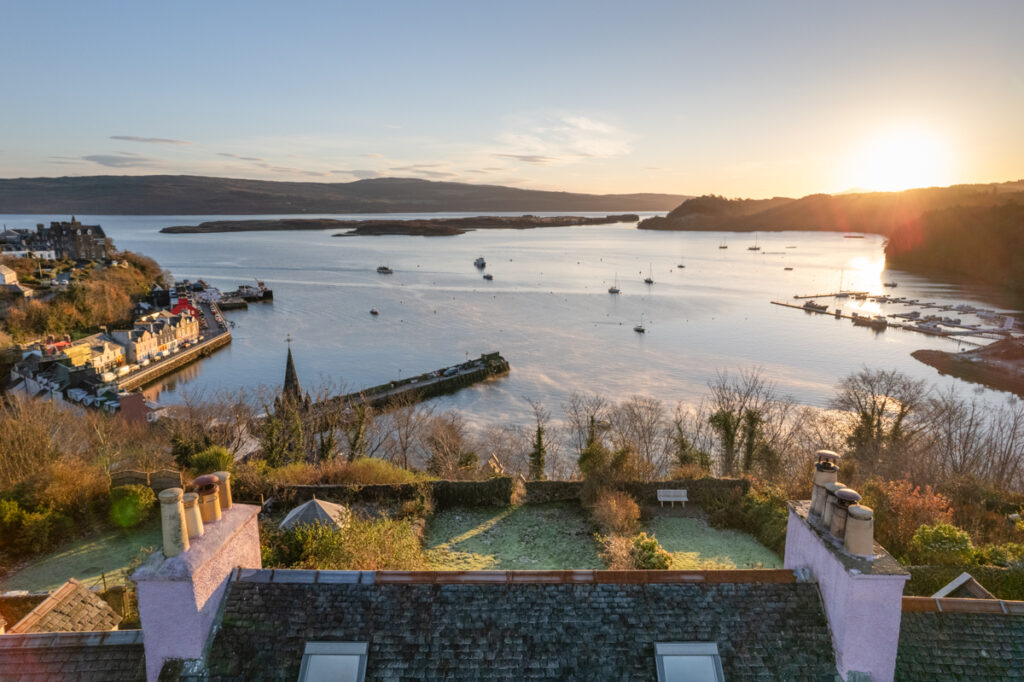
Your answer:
(608, 273), (620, 294)
(643, 264), (654, 284)
(718, 238), (728, 249)
(633, 314), (646, 334)
(676, 256), (685, 269)
(747, 233), (761, 251)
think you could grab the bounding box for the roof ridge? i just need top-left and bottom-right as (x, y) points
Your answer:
(0, 629), (143, 649)
(234, 568), (798, 585)
(902, 595), (1024, 615)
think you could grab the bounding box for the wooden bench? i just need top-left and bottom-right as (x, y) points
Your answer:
(657, 489), (688, 508)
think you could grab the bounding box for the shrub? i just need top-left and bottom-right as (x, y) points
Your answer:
(190, 446), (234, 476)
(399, 496), (434, 520)
(861, 478), (952, 560)
(261, 517), (427, 570)
(326, 457), (427, 485)
(905, 564), (1024, 600)
(592, 491), (640, 535)
(910, 522), (973, 565)
(598, 534), (633, 570)
(109, 484), (157, 529)
(629, 532), (671, 570)
(973, 543), (1024, 567)
(703, 485), (788, 555)
(0, 498), (73, 559)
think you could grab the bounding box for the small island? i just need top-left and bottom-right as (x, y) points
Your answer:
(160, 214), (640, 237)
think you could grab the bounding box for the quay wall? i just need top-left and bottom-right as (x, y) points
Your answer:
(523, 478), (750, 504)
(117, 330), (231, 391)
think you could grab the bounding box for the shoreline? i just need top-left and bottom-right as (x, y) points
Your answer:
(159, 214), (639, 236)
(912, 339), (1024, 397)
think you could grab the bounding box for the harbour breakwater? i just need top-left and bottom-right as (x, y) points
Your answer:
(117, 326), (232, 391)
(316, 352), (510, 412)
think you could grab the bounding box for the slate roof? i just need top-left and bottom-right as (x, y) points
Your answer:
(6, 578), (122, 634)
(0, 630), (145, 681)
(896, 599), (1024, 681)
(198, 569), (837, 681)
(278, 497), (351, 531)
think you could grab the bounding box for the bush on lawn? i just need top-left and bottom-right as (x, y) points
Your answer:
(592, 490), (640, 535)
(0, 498), (74, 560)
(109, 485), (157, 529)
(703, 484), (788, 555)
(629, 532), (671, 570)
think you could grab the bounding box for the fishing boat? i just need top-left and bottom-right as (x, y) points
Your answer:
(376, 265), (393, 274)
(369, 308), (379, 316)
(483, 273), (493, 280)
(633, 314), (646, 333)
(883, 281), (898, 287)
(608, 273), (620, 294)
(474, 257), (486, 268)
(784, 267), (793, 271)
(643, 264), (654, 284)
(803, 300), (828, 312)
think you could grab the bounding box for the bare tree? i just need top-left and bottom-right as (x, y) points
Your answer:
(608, 395), (669, 479)
(379, 392), (434, 470)
(563, 391), (609, 456)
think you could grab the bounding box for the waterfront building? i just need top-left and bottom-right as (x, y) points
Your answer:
(111, 328), (159, 364)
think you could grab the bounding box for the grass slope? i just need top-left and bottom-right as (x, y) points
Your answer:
(0, 520), (161, 592)
(425, 503), (603, 570)
(648, 516), (781, 569)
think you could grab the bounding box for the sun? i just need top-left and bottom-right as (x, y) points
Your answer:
(850, 126), (954, 192)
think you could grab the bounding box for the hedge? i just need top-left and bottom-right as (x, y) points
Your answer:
(905, 565), (1024, 600)
(278, 477), (521, 510)
(523, 478), (749, 505)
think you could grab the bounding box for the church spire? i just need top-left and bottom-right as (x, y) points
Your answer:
(283, 345), (302, 403)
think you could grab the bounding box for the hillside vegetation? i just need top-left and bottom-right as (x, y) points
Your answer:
(0, 175), (687, 214)
(885, 202), (1024, 295)
(640, 180), (1024, 235)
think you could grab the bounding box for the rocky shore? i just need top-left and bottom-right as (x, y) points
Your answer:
(160, 214), (639, 236)
(912, 339), (1024, 397)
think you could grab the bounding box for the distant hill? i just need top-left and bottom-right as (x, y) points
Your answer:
(639, 181), (1024, 235)
(0, 175), (688, 215)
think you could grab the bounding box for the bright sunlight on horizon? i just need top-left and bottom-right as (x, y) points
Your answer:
(845, 126), (956, 193)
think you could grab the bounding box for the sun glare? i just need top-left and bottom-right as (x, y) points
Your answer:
(851, 127), (954, 192)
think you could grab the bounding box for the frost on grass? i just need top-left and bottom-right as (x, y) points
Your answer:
(425, 502), (603, 570)
(648, 516), (781, 569)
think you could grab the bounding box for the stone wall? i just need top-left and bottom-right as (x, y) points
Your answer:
(279, 477), (521, 510)
(524, 478), (750, 505)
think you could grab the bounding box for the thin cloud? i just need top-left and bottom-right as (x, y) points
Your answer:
(109, 135), (191, 145)
(82, 153), (159, 168)
(218, 152), (265, 162)
(330, 169), (380, 179)
(389, 163), (444, 172)
(494, 153), (558, 165)
(360, 153), (384, 158)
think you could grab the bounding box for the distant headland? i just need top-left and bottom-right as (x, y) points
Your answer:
(160, 214), (640, 236)
(0, 175), (686, 214)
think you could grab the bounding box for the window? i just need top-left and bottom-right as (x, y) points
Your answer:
(297, 642), (367, 682)
(655, 642), (724, 682)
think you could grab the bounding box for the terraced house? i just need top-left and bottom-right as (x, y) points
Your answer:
(1, 459), (1021, 682)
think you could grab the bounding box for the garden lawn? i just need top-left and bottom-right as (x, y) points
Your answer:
(647, 516), (781, 569)
(425, 502), (603, 570)
(0, 519), (161, 592)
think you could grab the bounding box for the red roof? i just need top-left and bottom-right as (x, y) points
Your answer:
(171, 301), (199, 317)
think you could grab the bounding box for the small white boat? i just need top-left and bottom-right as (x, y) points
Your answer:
(634, 314), (646, 333)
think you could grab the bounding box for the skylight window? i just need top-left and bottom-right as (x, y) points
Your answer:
(297, 642), (367, 682)
(655, 642), (725, 682)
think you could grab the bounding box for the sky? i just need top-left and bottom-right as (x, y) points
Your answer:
(1, 0), (1022, 198)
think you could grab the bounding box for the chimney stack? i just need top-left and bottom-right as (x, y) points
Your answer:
(181, 492), (204, 539)
(784, 451), (909, 682)
(193, 474), (222, 523)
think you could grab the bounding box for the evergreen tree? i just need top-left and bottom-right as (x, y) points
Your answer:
(529, 424), (546, 481)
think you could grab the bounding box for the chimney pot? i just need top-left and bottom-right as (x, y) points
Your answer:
(181, 492), (204, 539)
(157, 488), (189, 558)
(845, 504), (875, 556)
(193, 474), (222, 523)
(212, 471), (233, 510)
(821, 481), (845, 529)
(811, 451), (840, 517)
(829, 487), (860, 539)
